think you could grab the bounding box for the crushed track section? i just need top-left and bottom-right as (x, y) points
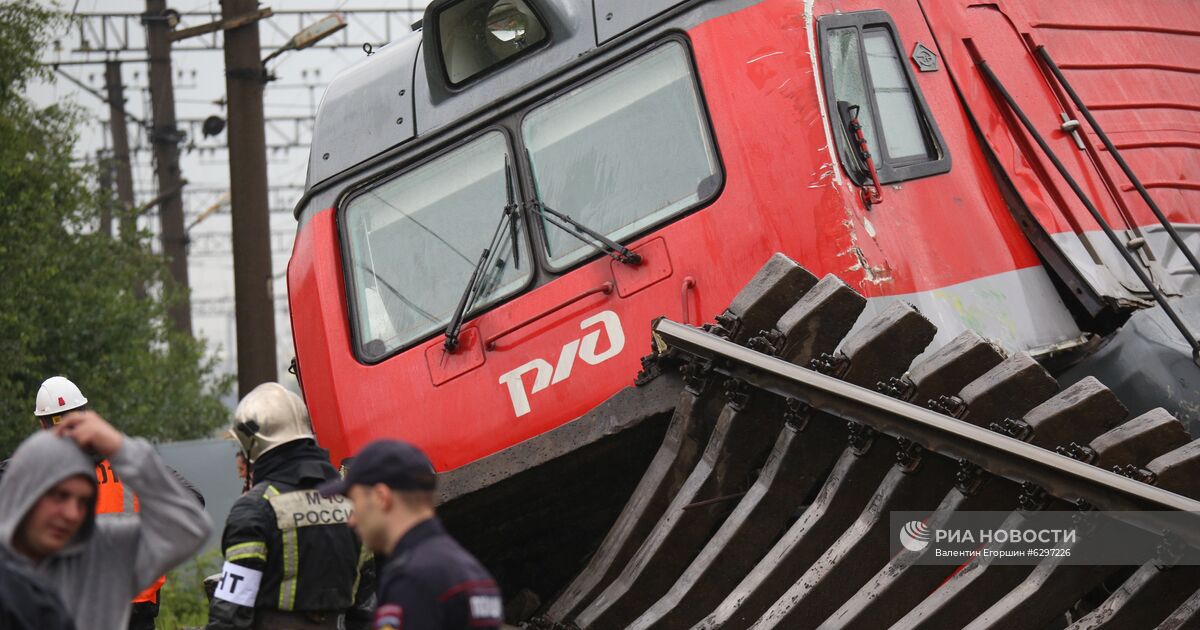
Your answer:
(529, 255), (1200, 630)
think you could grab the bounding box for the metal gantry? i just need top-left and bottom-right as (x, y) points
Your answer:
(63, 8), (423, 55)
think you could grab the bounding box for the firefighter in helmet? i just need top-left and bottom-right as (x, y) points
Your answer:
(31, 376), (199, 630)
(207, 382), (373, 630)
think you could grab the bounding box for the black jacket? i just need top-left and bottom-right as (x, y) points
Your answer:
(206, 440), (373, 630)
(0, 555), (76, 630)
(375, 517), (502, 630)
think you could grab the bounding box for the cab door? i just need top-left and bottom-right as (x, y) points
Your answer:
(805, 0), (1082, 353)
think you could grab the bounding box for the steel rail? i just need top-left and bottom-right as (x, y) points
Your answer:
(651, 318), (1200, 548)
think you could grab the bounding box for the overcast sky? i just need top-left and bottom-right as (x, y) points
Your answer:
(30, 0), (430, 400)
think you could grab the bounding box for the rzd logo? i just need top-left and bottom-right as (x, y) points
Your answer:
(498, 311), (625, 417)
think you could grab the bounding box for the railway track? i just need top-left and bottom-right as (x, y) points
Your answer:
(529, 253), (1200, 630)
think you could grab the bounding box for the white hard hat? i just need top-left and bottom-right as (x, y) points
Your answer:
(34, 376), (89, 420)
(231, 382), (314, 463)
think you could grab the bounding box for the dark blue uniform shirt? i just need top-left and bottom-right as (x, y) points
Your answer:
(374, 517), (502, 630)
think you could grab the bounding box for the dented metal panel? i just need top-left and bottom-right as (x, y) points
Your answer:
(1059, 294), (1200, 435)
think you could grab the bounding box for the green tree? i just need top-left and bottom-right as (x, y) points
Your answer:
(0, 3), (232, 454)
(158, 547), (223, 629)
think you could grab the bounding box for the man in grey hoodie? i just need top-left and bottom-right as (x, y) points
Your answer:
(0, 410), (211, 630)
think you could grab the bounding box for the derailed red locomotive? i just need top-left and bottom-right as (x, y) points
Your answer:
(288, 0), (1200, 626)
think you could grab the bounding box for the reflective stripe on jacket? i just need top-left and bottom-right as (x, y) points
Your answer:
(206, 440), (373, 630)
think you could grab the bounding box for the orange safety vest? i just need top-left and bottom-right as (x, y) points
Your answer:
(94, 460), (167, 604)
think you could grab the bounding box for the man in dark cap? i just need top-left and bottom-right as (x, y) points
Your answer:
(319, 440), (503, 630)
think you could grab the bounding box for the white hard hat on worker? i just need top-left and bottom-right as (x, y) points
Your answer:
(230, 382), (314, 463)
(34, 375), (89, 428)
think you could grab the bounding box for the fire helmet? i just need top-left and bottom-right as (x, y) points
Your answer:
(34, 376), (89, 426)
(231, 382), (314, 463)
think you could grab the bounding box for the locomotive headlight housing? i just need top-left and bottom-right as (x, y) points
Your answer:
(436, 0), (547, 85)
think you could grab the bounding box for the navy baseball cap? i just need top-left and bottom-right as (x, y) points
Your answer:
(318, 439), (436, 497)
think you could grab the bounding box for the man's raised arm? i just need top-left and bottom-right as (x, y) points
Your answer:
(56, 410), (211, 589)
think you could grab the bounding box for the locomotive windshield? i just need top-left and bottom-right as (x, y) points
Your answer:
(522, 41), (720, 268)
(341, 41), (720, 361)
(343, 132), (530, 360)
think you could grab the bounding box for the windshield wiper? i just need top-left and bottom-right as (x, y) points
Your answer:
(444, 157), (522, 352)
(525, 149), (642, 266)
(505, 156), (520, 269)
(476, 157), (524, 297)
(529, 202), (643, 266)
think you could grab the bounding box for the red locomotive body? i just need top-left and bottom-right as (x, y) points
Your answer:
(289, 0), (1200, 622)
(291, 0), (1196, 470)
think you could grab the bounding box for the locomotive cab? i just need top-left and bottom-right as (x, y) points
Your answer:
(289, 0), (1200, 623)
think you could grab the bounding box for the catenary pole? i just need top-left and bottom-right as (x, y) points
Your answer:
(103, 60), (137, 238)
(145, 0), (194, 335)
(96, 149), (114, 237)
(221, 0), (278, 396)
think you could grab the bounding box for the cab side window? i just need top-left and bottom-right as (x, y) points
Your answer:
(819, 11), (949, 184)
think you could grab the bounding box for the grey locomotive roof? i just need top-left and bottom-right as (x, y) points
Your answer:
(305, 0), (695, 192)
